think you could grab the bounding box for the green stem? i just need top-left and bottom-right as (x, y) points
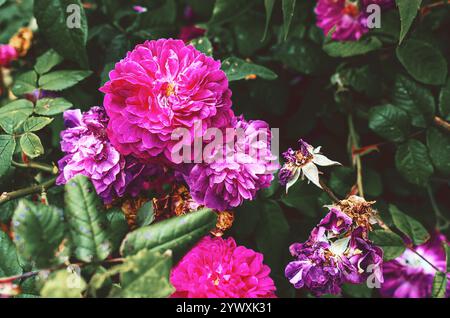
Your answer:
(348, 114), (364, 198)
(0, 177), (56, 205)
(12, 160), (58, 174)
(426, 184), (450, 231)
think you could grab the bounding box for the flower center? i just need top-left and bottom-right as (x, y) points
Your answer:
(294, 151), (313, 166)
(163, 82), (176, 97)
(342, 1), (360, 17)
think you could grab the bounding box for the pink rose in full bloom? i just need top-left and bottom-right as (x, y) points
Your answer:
(185, 116), (279, 211)
(170, 236), (276, 298)
(0, 44), (18, 67)
(100, 39), (234, 163)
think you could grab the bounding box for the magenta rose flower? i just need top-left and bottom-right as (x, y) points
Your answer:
(315, 0), (368, 41)
(56, 107), (161, 203)
(380, 233), (450, 298)
(0, 44), (18, 67)
(100, 39), (234, 163)
(314, 0), (394, 41)
(185, 116), (279, 211)
(170, 236), (276, 298)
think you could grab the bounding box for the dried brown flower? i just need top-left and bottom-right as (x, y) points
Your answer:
(9, 27), (33, 57)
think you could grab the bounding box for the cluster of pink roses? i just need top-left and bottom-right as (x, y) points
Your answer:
(58, 39), (278, 211)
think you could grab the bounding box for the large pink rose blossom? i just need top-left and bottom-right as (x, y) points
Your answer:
(170, 236), (276, 298)
(100, 39), (234, 163)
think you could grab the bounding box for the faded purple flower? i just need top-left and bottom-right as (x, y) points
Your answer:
(286, 241), (345, 296)
(310, 208), (353, 241)
(57, 107), (161, 203)
(361, 0), (394, 9)
(285, 206), (383, 296)
(381, 233), (450, 298)
(185, 116), (279, 211)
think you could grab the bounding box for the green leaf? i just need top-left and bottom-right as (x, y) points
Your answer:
(208, 0), (255, 25)
(189, 37), (213, 56)
(40, 270), (87, 298)
(342, 283), (373, 298)
(368, 104), (411, 142)
(0, 231), (22, 277)
(64, 175), (112, 263)
(38, 70), (92, 91)
(20, 133), (44, 158)
(395, 139), (434, 186)
(111, 249), (174, 298)
(323, 37), (382, 58)
(262, 0), (275, 41)
(34, 49), (64, 75)
(282, 0), (296, 40)
(12, 200), (65, 268)
(275, 39), (330, 75)
(395, 0), (422, 43)
(389, 204), (429, 245)
(136, 201), (155, 228)
(23, 116), (53, 132)
(427, 127), (450, 175)
(234, 12), (267, 56)
(255, 200), (290, 269)
(120, 208), (217, 259)
(439, 78), (450, 121)
(281, 180), (321, 217)
(432, 272), (447, 298)
(222, 57), (277, 81)
(137, 0), (176, 29)
(363, 168), (383, 197)
(34, 0), (88, 67)
(0, 135), (16, 177)
(34, 97), (73, 116)
(0, 99), (34, 117)
(12, 71), (37, 96)
(0, 99), (34, 134)
(392, 75), (435, 128)
(396, 39), (447, 85)
(369, 230), (406, 261)
(105, 208), (129, 254)
(328, 166), (354, 198)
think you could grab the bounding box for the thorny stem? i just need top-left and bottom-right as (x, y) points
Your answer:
(319, 179), (340, 203)
(0, 258), (125, 284)
(348, 114), (364, 198)
(12, 160), (58, 174)
(0, 176), (56, 205)
(421, 0), (450, 16)
(426, 184), (450, 231)
(433, 116), (450, 133)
